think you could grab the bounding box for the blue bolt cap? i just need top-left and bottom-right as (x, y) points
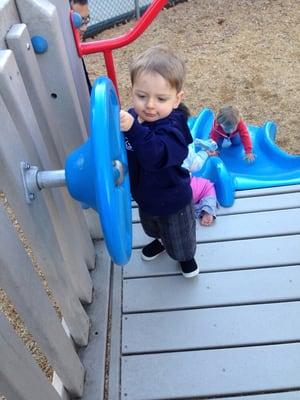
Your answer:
(31, 36), (48, 54)
(72, 12), (82, 28)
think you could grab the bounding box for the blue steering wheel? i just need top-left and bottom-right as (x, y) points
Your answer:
(65, 76), (132, 265)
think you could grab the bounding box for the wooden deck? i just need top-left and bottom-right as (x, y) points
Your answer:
(107, 185), (300, 400)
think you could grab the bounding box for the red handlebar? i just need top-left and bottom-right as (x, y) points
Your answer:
(71, 0), (168, 94)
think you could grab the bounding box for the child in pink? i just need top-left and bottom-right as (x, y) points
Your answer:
(190, 176), (216, 226)
(182, 144), (217, 226)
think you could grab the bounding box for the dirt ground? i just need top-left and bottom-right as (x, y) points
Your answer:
(85, 0), (300, 155)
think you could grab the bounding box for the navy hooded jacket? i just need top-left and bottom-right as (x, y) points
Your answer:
(125, 107), (193, 216)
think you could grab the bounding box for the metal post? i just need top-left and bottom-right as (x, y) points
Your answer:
(134, 0), (140, 19)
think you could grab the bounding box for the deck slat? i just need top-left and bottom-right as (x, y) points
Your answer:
(121, 343), (300, 400)
(124, 234), (300, 277)
(217, 392), (300, 400)
(118, 187), (300, 398)
(132, 192), (300, 221)
(123, 265), (300, 313)
(235, 184), (300, 198)
(122, 301), (300, 354)
(132, 208), (300, 247)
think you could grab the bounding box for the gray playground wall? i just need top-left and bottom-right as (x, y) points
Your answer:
(0, 0), (104, 398)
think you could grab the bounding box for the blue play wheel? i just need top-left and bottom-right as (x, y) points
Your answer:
(65, 76), (132, 265)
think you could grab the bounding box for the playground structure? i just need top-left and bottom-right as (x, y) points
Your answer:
(189, 108), (300, 207)
(0, 0), (300, 399)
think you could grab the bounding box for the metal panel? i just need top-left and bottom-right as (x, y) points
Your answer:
(121, 343), (300, 400)
(123, 301), (300, 354)
(6, 23), (96, 270)
(132, 207), (300, 247)
(124, 234), (300, 277)
(123, 265), (300, 312)
(0, 204), (84, 397)
(0, 312), (61, 400)
(0, 51), (89, 346)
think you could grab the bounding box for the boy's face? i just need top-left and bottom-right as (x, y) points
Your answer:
(220, 122), (237, 134)
(132, 71), (183, 123)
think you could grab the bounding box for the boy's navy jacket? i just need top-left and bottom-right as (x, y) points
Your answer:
(125, 107), (193, 216)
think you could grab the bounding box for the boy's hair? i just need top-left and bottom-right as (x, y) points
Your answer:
(217, 105), (240, 126)
(130, 44), (186, 92)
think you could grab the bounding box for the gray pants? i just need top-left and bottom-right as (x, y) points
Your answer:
(139, 200), (196, 262)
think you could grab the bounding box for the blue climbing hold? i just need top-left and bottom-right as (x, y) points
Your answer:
(31, 36), (48, 54)
(71, 12), (82, 29)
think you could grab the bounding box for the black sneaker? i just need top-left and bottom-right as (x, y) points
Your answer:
(180, 258), (199, 278)
(141, 239), (165, 261)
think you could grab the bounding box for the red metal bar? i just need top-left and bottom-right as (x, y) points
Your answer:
(79, 0), (168, 55)
(103, 50), (119, 97)
(70, 0), (168, 93)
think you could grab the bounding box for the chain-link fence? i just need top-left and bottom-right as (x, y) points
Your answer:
(86, 0), (187, 38)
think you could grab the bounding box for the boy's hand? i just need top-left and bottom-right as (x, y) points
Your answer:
(244, 152), (256, 162)
(120, 110), (134, 132)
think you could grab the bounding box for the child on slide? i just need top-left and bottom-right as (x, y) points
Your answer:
(210, 105), (255, 162)
(182, 142), (217, 226)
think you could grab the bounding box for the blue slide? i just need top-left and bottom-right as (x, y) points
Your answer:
(188, 108), (300, 207)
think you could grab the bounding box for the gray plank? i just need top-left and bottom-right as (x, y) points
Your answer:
(132, 192), (300, 221)
(46, 0), (90, 132)
(16, 0), (88, 155)
(0, 0), (19, 49)
(217, 392), (300, 400)
(124, 234), (300, 277)
(0, 313), (61, 400)
(121, 343), (300, 400)
(0, 48), (93, 303)
(235, 184), (300, 198)
(131, 185), (300, 214)
(122, 301), (300, 354)
(0, 51), (90, 345)
(217, 192), (300, 215)
(0, 205), (84, 396)
(132, 208), (300, 247)
(123, 266), (300, 313)
(78, 241), (112, 400)
(108, 266), (123, 400)
(6, 23), (96, 271)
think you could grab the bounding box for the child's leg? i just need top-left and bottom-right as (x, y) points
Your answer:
(158, 201), (196, 261)
(139, 207), (165, 260)
(157, 200), (198, 278)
